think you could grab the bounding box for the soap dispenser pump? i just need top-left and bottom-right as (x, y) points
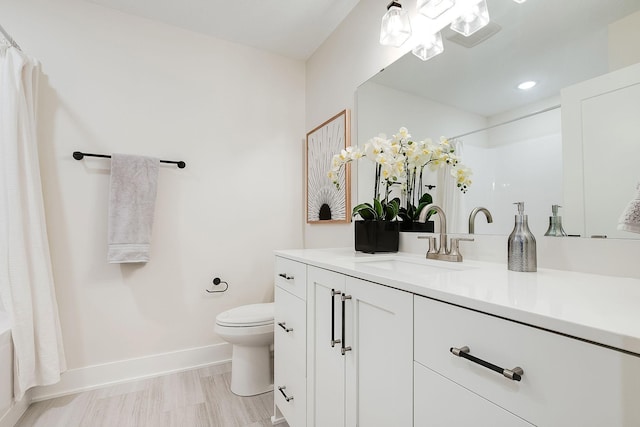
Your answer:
(508, 202), (537, 272)
(544, 204), (568, 237)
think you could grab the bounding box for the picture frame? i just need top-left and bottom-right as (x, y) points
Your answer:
(306, 109), (351, 223)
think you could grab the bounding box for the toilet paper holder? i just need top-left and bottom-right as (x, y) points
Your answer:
(206, 277), (229, 293)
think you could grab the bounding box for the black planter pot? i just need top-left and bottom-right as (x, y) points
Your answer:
(354, 220), (400, 254)
(399, 220), (435, 233)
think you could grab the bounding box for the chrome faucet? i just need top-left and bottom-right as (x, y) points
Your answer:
(418, 204), (473, 262)
(468, 207), (493, 234)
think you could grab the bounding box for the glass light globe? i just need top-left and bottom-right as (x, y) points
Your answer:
(450, 0), (490, 37)
(412, 32), (444, 61)
(380, 2), (412, 47)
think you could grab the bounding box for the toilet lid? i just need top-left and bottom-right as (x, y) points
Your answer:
(216, 303), (274, 327)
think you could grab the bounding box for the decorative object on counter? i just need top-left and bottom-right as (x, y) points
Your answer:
(617, 182), (640, 234)
(544, 205), (568, 236)
(507, 202), (537, 272)
(355, 220), (400, 253)
(400, 219), (435, 232)
(328, 127), (472, 221)
(206, 277), (229, 293)
(352, 194), (401, 253)
(306, 110), (350, 224)
(468, 206), (493, 234)
(399, 192), (435, 232)
(329, 126), (472, 247)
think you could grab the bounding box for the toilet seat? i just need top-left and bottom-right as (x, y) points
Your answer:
(215, 303), (274, 327)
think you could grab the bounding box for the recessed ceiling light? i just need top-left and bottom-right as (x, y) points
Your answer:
(513, 0), (527, 3)
(517, 80), (537, 90)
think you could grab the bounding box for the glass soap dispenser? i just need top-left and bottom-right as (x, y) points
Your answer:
(544, 204), (568, 237)
(508, 202), (537, 272)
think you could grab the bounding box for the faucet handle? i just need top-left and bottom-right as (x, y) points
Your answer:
(450, 237), (474, 257)
(418, 235), (439, 255)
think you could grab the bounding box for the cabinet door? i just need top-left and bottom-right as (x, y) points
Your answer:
(414, 362), (533, 427)
(308, 266), (346, 427)
(345, 277), (413, 427)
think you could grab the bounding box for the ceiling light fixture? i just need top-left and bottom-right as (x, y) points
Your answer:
(412, 31), (445, 61)
(417, 0), (456, 19)
(380, 1), (413, 47)
(517, 80), (537, 90)
(513, 0), (527, 3)
(450, 0), (490, 37)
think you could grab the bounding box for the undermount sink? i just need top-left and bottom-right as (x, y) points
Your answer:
(352, 256), (471, 275)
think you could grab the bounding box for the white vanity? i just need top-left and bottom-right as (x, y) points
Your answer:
(273, 248), (640, 426)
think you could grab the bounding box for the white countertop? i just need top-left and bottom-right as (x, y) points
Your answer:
(275, 248), (640, 356)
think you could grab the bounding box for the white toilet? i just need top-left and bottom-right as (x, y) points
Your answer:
(215, 302), (274, 396)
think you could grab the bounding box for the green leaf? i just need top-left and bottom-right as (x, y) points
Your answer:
(384, 198), (400, 221)
(418, 193), (433, 204)
(373, 198), (384, 218)
(352, 203), (377, 220)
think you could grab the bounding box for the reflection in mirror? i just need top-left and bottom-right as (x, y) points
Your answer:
(356, 0), (640, 238)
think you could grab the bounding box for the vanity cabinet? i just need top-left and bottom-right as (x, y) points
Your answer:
(274, 257), (307, 426)
(414, 295), (640, 426)
(275, 250), (640, 426)
(307, 266), (413, 427)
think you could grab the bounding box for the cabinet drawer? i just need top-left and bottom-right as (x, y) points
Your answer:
(275, 286), (306, 372)
(275, 343), (306, 427)
(414, 362), (533, 426)
(275, 257), (306, 300)
(415, 295), (640, 426)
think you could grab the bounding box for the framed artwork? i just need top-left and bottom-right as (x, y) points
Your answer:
(306, 109), (351, 223)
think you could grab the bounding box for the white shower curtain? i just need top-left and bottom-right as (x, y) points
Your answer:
(0, 45), (66, 400)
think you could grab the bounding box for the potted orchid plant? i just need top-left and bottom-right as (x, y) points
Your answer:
(329, 127), (472, 252)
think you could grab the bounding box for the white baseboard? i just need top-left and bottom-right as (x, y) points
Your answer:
(0, 391), (31, 427)
(30, 342), (232, 402)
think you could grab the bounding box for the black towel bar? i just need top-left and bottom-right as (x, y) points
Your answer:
(73, 151), (186, 169)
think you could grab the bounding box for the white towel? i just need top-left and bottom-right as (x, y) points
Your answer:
(108, 154), (160, 263)
(617, 182), (640, 234)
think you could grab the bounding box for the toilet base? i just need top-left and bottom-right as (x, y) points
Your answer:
(230, 344), (273, 396)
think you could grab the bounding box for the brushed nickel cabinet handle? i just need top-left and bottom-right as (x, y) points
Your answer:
(331, 289), (342, 348)
(277, 322), (293, 333)
(278, 386), (294, 402)
(341, 294), (352, 355)
(450, 346), (524, 381)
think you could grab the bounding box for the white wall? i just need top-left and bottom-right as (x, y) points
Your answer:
(3, 0), (304, 391)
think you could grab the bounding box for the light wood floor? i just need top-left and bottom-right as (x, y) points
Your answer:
(15, 363), (286, 427)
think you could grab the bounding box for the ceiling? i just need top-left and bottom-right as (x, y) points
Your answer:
(85, 0), (361, 60)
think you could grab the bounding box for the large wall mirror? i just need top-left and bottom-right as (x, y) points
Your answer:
(356, 0), (640, 239)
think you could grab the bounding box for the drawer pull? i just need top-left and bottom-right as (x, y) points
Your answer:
(278, 385), (294, 402)
(450, 346), (524, 382)
(277, 322), (293, 333)
(278, 273), (294, 280)
(341, 294), (352, 355)
(331, 289), (342, 347)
